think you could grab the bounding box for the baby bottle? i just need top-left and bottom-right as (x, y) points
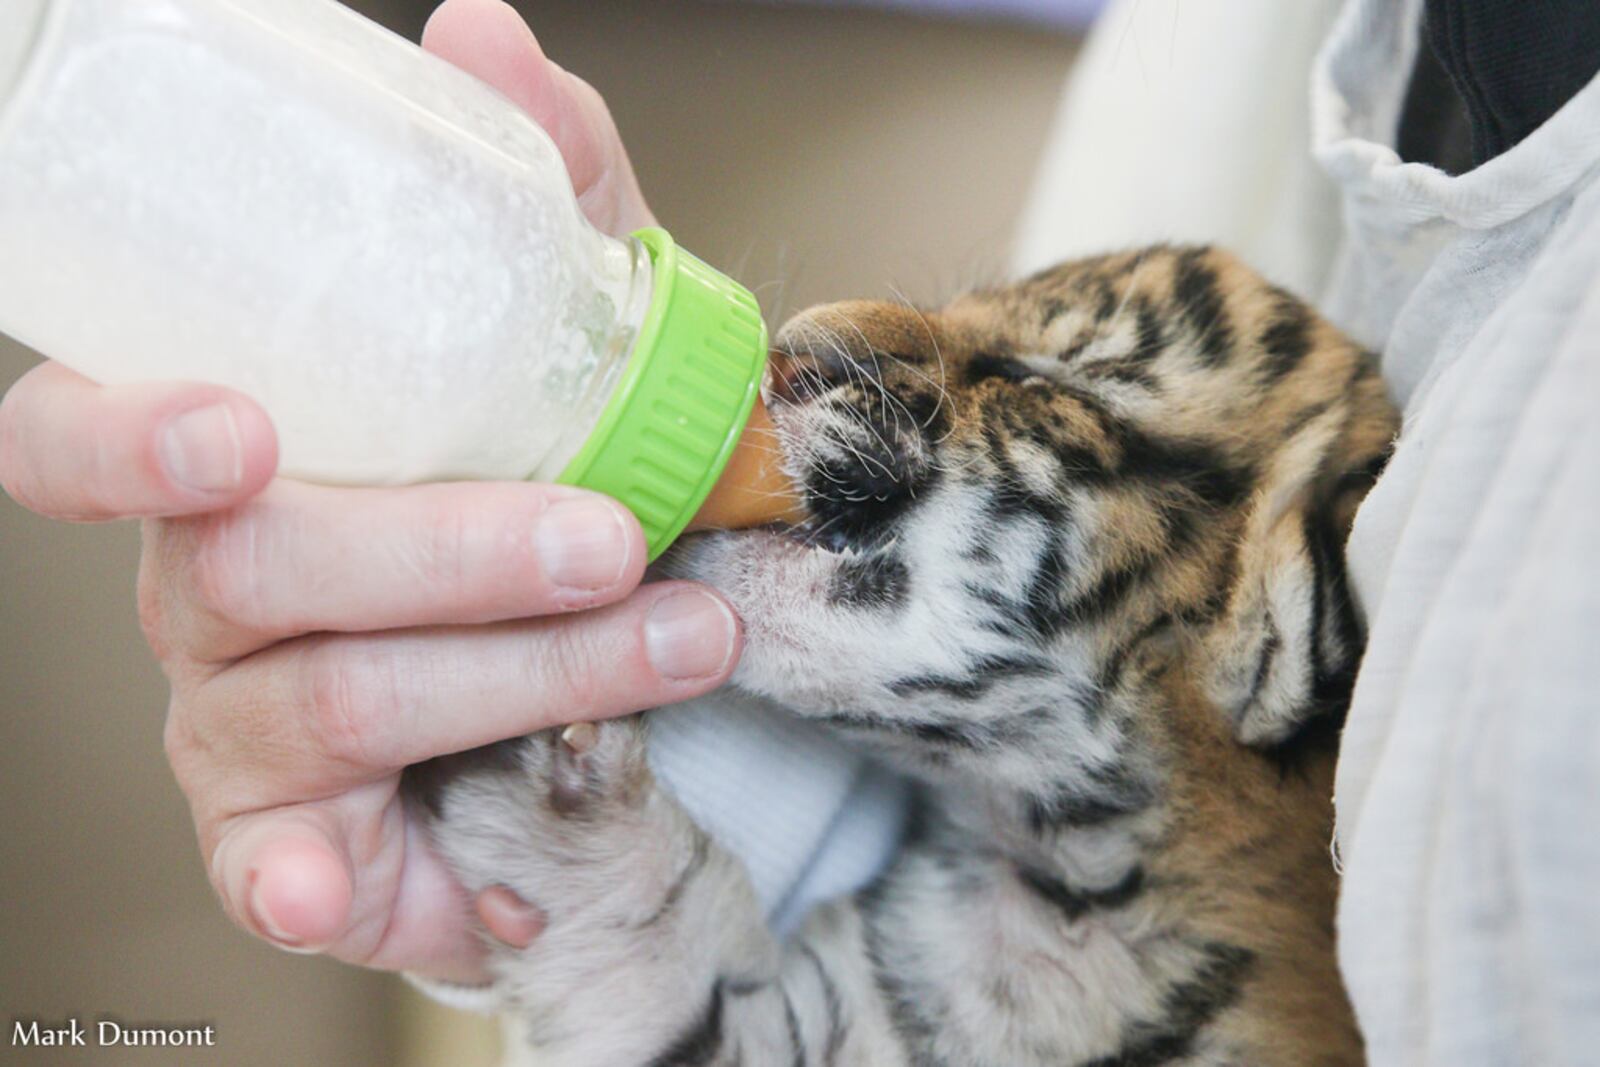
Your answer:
(0, 0), (797, 557)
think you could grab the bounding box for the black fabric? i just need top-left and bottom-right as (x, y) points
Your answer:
(1396, 30), (1476, 176)
(1398, 0), (1600, 174)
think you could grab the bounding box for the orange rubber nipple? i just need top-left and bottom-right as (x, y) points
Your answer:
(688, 391), (805, 531)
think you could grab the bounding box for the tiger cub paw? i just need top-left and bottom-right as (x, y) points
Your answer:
(406, 715), (701, 935)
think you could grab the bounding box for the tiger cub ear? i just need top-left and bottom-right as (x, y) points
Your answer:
(1202, 408), (1374, 747)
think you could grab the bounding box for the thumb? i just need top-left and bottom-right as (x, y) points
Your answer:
(209, 811), (354, 953)
(205, 799), (492, 983)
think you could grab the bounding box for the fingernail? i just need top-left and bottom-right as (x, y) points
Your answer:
(247, 871), (321, 955)
(160, 404), (243, 493)
(533, 498), (631, 592)
(645, 590), (736, 680)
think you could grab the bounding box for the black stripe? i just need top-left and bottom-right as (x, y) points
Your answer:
(1016, 864), (1146, 922)
(989, 479), (1069, 526)
(1058, 332), (1096, 363)
(803, 947), (847, 1067)
(1132, 297), (1167, 360)
(982, 424), (1067, 525)
(1094, 280), (1119, 322)
(1262, 705), (1345, 779)
(817, 704), (1056, 752)
(637, 834), (710, 929)
(1035, 385), (1256, 510)
(1023, 773), (1156, 833)
(988, 384), (1254, 514)
(1170, 247), (1235, 366)
(1257, 289), (1314, 382)
(817, 711), (987, 750)
(1306, 513), (1331, 684)
(1080, 942), (1256, 1067)
(1256, 509), (1368, 775)
(1150, 492), (1205, 556)
(1241, 616), (1282, 717)
(648, 981), (727, 1067)
(781, 986), (806, 1067)
(1059, 558), (1155, 627)
(1305, 508), (1363, 684)
(1081, 296), (1168, 387)
(1084, 361), (1161, 389)
(1095, 614), (1174, 703)
(965, 352), (1040, 385)
(1113, 430), (1255, 510)
(858, 891), (947, 1066)
(1334, 446), (1391, 499)
(1020, 544), (1074, 639)
(887, 653), (1053, 700)
(960, 539), (997, 565)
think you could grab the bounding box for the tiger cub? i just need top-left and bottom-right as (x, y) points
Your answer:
(411, 245), (1398, 1066)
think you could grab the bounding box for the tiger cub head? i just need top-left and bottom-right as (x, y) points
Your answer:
(667, 245), (1398, 794)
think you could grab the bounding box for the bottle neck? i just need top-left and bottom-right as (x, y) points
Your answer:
(532, 234), (655, 481)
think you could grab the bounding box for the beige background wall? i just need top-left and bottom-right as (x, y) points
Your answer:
(0, 2), (1076, 1063)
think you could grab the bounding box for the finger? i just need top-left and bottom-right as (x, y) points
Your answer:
(561, 68), (656, 234)
(204, 791), (490, 981)
(245, 834), (351, 951)
(207, 804), (354, 953)
(421, 0), (655, 234)
(477, 886), (545, 949)
(147, 479), (648, 665)
(180, 582), (740, 807)
(0, 362), (278, 521)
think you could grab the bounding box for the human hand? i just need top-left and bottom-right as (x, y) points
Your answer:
(0, 0), (726, 981)
(146, 479), (740, 981)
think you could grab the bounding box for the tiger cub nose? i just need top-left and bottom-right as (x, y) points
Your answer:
(765, 349), (806, 405)
(766, 347), (865, 406)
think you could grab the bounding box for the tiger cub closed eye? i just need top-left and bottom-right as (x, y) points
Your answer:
(410, 245), (1398, 1066)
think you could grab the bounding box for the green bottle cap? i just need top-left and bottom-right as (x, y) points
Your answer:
(557, 227), (768, 561)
